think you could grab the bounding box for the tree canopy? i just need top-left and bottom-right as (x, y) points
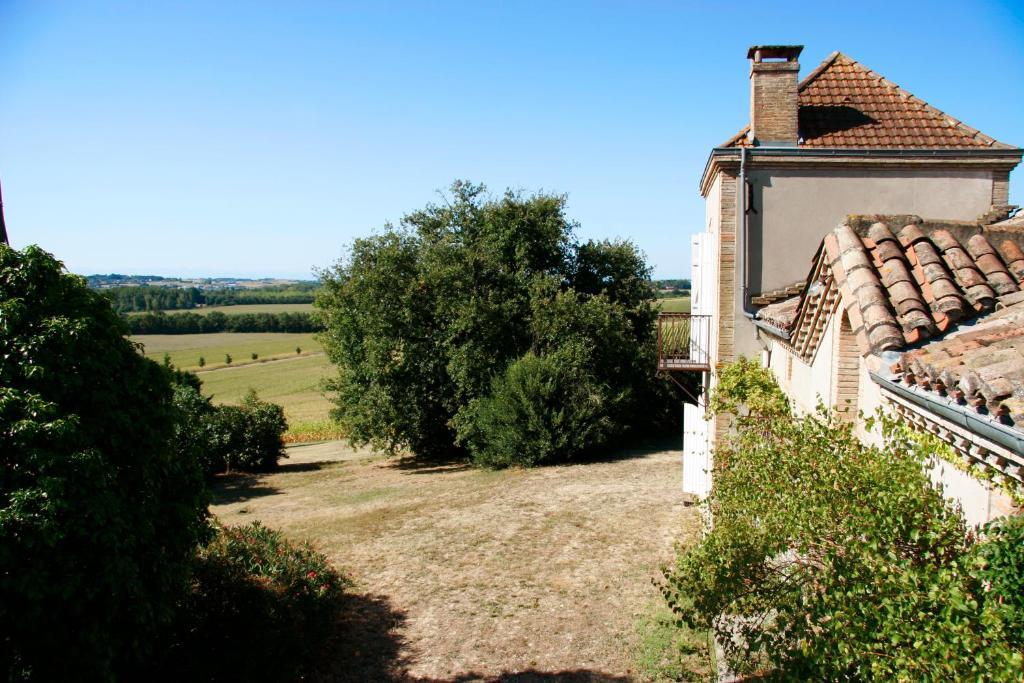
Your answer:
(316, 181), (674, 465)
(0, 245), (208, 678)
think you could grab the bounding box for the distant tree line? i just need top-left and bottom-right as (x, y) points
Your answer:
(126, 311), (322, 335)
(102, 283), (318, 313)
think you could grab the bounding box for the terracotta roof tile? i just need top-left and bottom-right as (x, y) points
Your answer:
(898, 300), (1024, 426)
(756, 215), (1024, 360)
(724, 52), (1017, 150)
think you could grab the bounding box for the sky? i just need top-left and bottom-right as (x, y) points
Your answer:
(2, 1), (1023, 280)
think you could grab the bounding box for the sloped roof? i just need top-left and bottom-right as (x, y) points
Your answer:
(724, 52), (1015, 150)
(756, 214), (1024, 428)
(898, 293), (1024, 425)
(758, 215), (1024, 355)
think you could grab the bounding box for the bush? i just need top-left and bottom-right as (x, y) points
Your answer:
(456, 350), (609, 467)
(662, 358), (1024, 679)
(218, 390), (288, 472)
(0, 245), (208, 679)
(149, 522), (350, 682)
(317, 180), (675, 465)
(173, 383), (287, 475)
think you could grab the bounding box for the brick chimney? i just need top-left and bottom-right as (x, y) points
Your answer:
(747, 45), (803, 146)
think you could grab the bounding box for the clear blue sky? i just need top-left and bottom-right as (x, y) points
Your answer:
(2, 1), (1023, 280)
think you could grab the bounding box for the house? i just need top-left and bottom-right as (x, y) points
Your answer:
(666, 45), (1022, 523)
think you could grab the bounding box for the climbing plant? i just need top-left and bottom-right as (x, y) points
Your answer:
(663, 358), (1024, 679)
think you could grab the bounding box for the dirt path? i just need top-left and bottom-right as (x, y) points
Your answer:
(210, 441), (699, 682)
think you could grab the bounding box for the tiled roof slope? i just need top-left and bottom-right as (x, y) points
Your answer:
(724, 52), (1015, 149)
(756, 215), (1024, 359)
(756, 214), (1024, 429)
(896, 293), (1024, 426)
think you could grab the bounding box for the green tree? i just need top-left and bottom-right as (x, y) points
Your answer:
(198, 355), (205, 367)
(225, 353), (232, 365)
(0, 245), (208, 679)
(317, 180), (672, 465)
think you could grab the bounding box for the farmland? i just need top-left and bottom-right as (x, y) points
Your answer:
(199, 353), (333, 425)
(134, 332), (335, 437)
(657, 295), (691, 313)
(135, 332), (321, 371)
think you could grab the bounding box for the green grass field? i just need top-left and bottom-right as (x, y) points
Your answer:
(198, 353), (334, 425)
(128, 302), (315, 316)
(134, 332), (321, 371)
(658, 295), (692, 313)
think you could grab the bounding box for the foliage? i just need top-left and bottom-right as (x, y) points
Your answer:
(101, 283), (318, 313)
(126, 309), (321, 334)
(976, 514), (1024, 647)
(150, 522), (350, 682)
(317, 180), (675, 465)
(172, 381), (288, 475)
(663, 359), (1024, 679)
(707, 355), (789, 418)
(455, 349), (612, 467)
(0, 245), (208, 679)
(218, 390), (288, 472)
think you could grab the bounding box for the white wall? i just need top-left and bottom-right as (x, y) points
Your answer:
(766, 314), (839, 416)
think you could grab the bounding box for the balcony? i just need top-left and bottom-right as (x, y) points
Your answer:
(656, 313), (711, 372)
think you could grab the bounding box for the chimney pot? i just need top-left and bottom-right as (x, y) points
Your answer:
(748, 45), (803, 146)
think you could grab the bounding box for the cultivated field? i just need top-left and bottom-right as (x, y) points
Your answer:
(200, 353), (334, 425)
(210, 441), (706, 681)
(657, 296), (691, 314)
(135, 332), (321, 371)
(128, 302), (315, 316)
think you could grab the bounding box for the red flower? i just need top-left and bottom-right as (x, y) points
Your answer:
(307, 570), (317, 579)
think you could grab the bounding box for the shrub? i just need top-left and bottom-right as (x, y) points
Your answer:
(457, 348), (613, 468)
(174, 383), (288, 475)
(225, 353), (232, 365)
(0, 245), (208, 679)
(153, 522), (350, 681)
(663, 358), (1024, 679)
(198, 355), (206, 367)
(223, 390), (288, 472)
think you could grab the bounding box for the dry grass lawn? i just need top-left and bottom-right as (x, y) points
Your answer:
(210, 441), (700, 682)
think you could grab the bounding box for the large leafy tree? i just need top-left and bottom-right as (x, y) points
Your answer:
(0, 245), (208, 679)
(316, 181), (673, 464)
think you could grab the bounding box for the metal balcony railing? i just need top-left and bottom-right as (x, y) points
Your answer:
(656, 313), (712, 372)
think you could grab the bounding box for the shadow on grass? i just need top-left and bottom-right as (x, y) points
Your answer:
(387, 456), (472, 476)
(423, 672), (632, 682)
(208, 474), (281, 505)
(576, 432), (682, 466)
(313, 592), (410, 683)
(276, 460), (339, 473)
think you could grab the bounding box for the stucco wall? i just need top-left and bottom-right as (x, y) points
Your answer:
(928, 458), (1016, 528)
(731, 167), (996, 358)
(747, 168), (994, 292)
(765, 315), (839, 417)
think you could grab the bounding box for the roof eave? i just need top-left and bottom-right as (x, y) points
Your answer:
(699, 146), (1023, 196)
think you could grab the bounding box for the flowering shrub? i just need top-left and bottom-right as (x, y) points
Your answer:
(153, 522), (350, 681)
(663, 358), (1023, 679)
